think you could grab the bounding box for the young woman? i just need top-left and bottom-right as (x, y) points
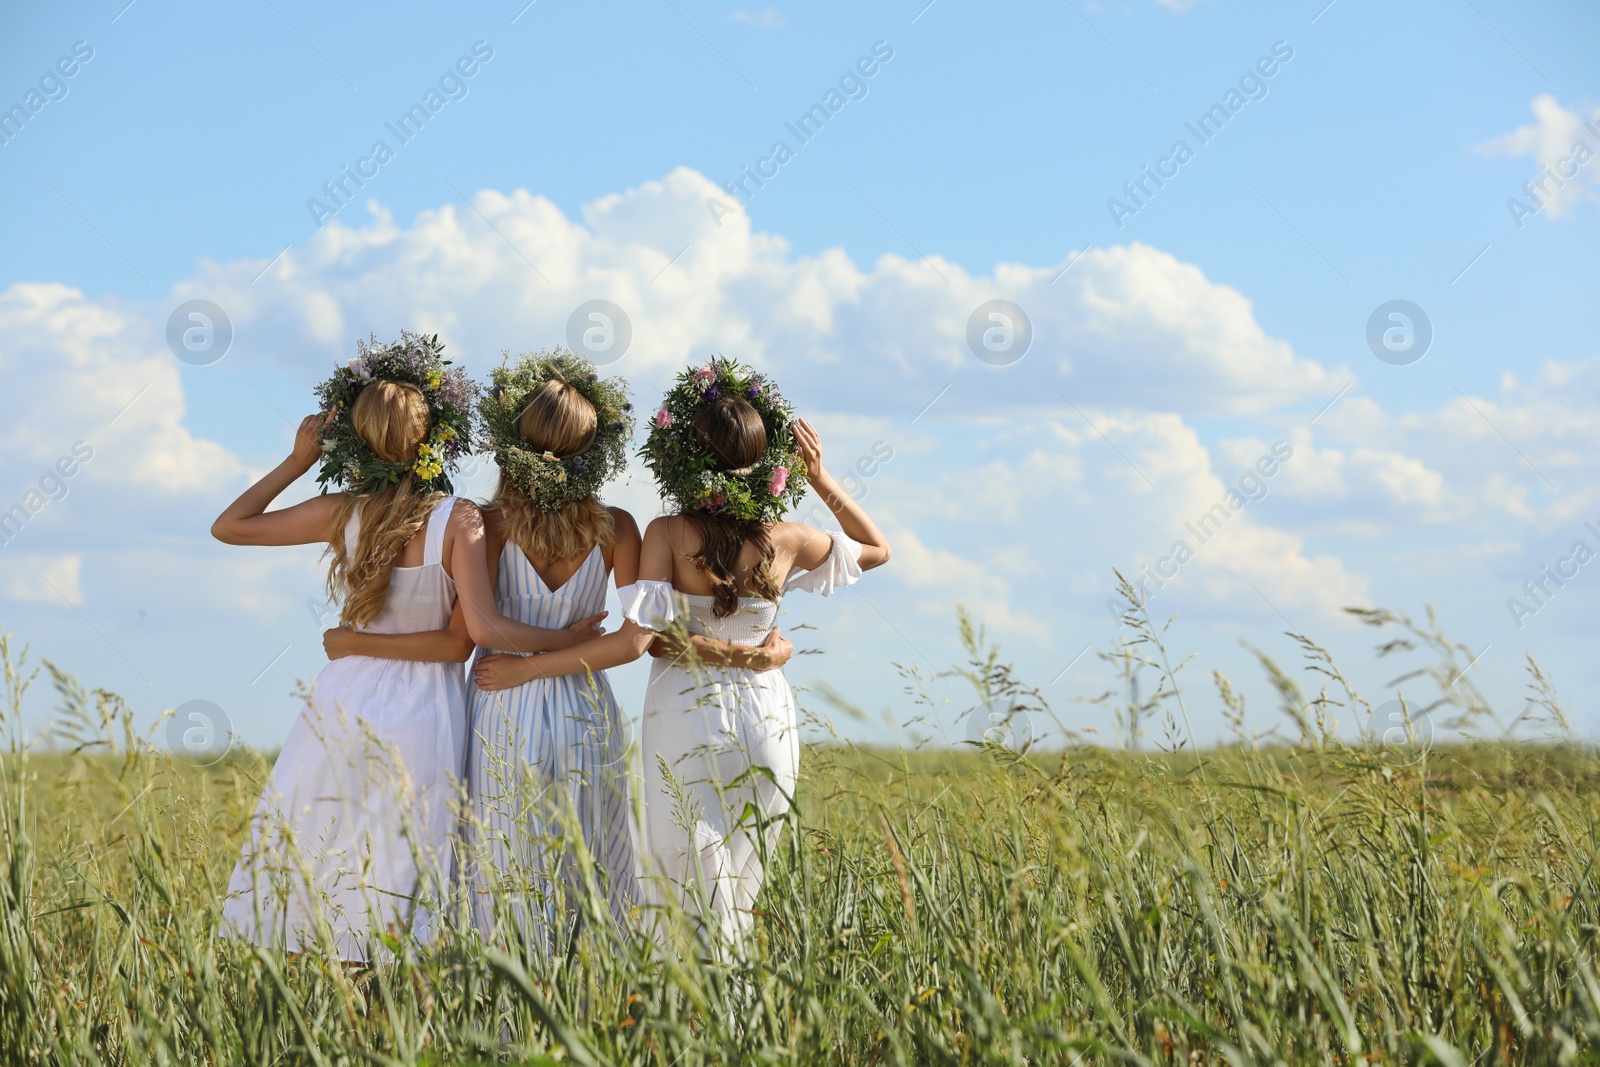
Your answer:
(328, 352), (791, 948)
(213, 335), (593, 962)
(471, 359), (890, 948)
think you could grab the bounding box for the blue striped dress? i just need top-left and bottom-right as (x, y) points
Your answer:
(463, 541), (636, 945)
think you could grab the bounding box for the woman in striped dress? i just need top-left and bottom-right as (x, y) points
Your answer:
(463, 432), (639, 939)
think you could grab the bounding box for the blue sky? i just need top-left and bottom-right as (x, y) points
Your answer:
(2, 0), (1597, 751)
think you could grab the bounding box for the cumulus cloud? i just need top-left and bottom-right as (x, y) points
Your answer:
(1307, 362), (1600, 530)
(0, 283), (245, 495)
(862, 407), (1370, 630)
(188, 167), (1343, 419)
(884, 526), (1047, 638)
(24, 168), (1554, 690)
(1478, 95), (1600, 222)
(2, 553), (83, 605)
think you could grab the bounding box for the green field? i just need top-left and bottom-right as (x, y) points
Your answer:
(3, 603), (1598, 1065)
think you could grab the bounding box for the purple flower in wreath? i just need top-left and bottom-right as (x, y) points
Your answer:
(747, 383), (763, 398)
(706, 387), (720, 402)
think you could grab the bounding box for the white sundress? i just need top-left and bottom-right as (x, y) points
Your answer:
(220, 497), (468, 962)
(620, 530), (862, 948)
(463, 540), (636, 945)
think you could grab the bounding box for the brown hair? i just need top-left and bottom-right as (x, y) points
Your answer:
(494, 377), (614, 563)
(685, 395), (780, 618)
(326, 380), (443, 627)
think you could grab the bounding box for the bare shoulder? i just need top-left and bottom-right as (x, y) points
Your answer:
(305, 491), (348, 517)
(298, 491), (348, 538)
(644, 513), (689, 546)
(774, 520), (833, 571)
(607, 506), (642, 545)
(771, 520), (824, 553)
(448, 497), (486, 533)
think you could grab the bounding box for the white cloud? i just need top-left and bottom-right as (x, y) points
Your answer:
(730, 8), (786, 29)
(0, 283), (245, 495)
(40, 167), (1600, 699)
(3, 553), (83, 605)
(1478, 95), (1600, 221)
(1308, 362), (1600, 530)
(863, 409), (1369, 628)
(885, 526), (1046, 638)
(191, 168), (1342, 420)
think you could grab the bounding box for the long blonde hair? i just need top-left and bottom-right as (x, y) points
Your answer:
(494, 377), (614, 562)
(326, 380), (444, 627)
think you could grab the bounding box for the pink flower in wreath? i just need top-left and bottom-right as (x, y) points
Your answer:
(695, 366), (715, 381)
(767, 466), (789, 496)
(654, 408), (674, 429)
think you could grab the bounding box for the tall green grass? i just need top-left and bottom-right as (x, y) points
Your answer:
(1, 587), (1597, 1064)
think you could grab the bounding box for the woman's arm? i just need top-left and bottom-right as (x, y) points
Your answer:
(472, 515), (677, 690)
(648, 627), (794, 670)
(474, 622), (657, 690)
(791, 418), (891, 571)
(608, 507), (642, 587)
(212, 414), (343, 546)
(611, 507), (788, 670)
(324, 598), (476, 663)
(478, 622), (798, 690)
(326, 598), (601, 663)
(446, 500), (608, 653)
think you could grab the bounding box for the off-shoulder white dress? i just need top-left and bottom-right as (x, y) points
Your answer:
(619, 531), (862, 947)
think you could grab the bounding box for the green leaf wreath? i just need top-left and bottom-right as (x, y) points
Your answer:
(479, 348), (634, 511)
(641, 356), (808, 524)
(313, 331), (478, 495)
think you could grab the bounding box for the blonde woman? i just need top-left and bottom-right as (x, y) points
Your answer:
(213, 335), (590, 962)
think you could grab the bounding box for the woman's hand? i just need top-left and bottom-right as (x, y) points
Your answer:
(565, 612), (607, 639)
(754, 627), (793, 671)
(794, 418), (825, 481)
(209, 412), (341, 547)
(474, 653), (536, 692)
(787, 415), (891, 572)
(291, 413), (330, 471)
(644, 627), (793, 670)
(323, 626), (358, 660)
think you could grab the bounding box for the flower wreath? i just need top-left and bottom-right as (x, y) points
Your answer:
(479, 348), (634, 511)
(641, 357), (808, 523)
(313, 331), (477, 495)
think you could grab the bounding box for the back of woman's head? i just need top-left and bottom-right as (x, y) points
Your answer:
(328, 379), (441, 627)
(685, 395), (777, 617)
(693, 395), (766, 472)
(350, 379), (430, 464)
(519, 378), (598, 459)
(497, 376), (613, 562)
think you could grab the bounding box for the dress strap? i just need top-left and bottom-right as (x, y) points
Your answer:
(422, 496), (455, 567)
(342, 503), (362, 562)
